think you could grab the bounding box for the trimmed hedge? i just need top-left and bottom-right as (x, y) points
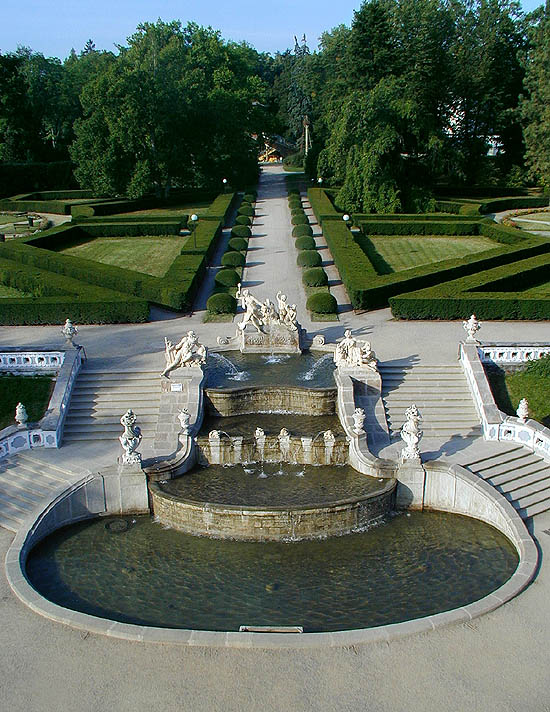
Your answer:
(359, 221), (480, 236)
(303, 267), (328, 287)
(235, 215), (251, 226)
(292, 214), (309, 225)
(214, 268), (240, 288)
(295, 236), (316, 250)
(479, 197), (549, 214)
(306, 292), (337, 314)
(231, 225), (251, 238)
(206, 292), (237, 314)
(228, 237), (248, 252)
(292, 224), (313, 237)
(243, 193), (256, 202)
(297, 250), (322, 267)
(291, 207), (306, 217)
(238, 206), (255, 218)
(222, 251), (246, 268)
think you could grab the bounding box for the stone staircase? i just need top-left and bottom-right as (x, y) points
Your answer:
(464, 446), (550, 519)
(0, 454), (75, 531)
(380, 363), (481, 439)
(63, 368), (161, 443)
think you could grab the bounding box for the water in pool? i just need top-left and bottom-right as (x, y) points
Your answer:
(26, 511), (518, 632)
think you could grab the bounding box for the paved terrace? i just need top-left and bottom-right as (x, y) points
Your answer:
(1, 165), (550, 710)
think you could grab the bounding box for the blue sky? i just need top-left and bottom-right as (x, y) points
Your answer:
(1, 0), (544, 59)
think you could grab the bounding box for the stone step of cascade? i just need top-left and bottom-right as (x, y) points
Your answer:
(0, 454), (76, 532)
(379, 363), (481, 439)
(463, 446), (550, 519)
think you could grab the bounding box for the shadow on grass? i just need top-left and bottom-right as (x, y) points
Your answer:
(355, 235), (393, 275)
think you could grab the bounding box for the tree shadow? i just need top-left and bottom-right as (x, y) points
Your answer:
(356, 235), (393, 275)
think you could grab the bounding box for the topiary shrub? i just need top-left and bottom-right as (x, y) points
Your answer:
(303, 267), (328, 287)
(292, 214), (309, 225)
(291, 207), (305, 217)
(297, 250), (322, 268)
(228, 237), (248, 251)
(292, 224), (313, 237)
(288, 196), (302, 206)
(235, 215), (251, 226)
(222, 251), (246, 268)
(295, 236), (316, 250)
(215, 268), (240, 288)
(231, 225), (251, 238)
(306, 292), (337, 314)
(238, 206), (254, 217)
(243, 193), (256, 202)
(207, 292), (237, 314)
(287, 189), (300, 196)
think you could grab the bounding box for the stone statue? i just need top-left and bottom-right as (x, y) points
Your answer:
(400, 404), (423, 462)
(208, 430), (221, 441)
(161, 331), (207, 377)
(352, 407), (365, 435)
(278, 428), (290, 439)
(237, 284), (265, 333)
(15, 402), (28, 426)
(333, 330), (378, 371)
(323, 429), (336, 444)
(61, 318), (78, 347)
(261, 298), (277, 325)
(119, 409), (142, 465)
(254, 427), (265, 439)
(236, 284), (299, 334)
(276, 291), (298, 331)
(178, 408), (190, 435)
(517, 398), (529, 423)
(463, 314), (481, 343)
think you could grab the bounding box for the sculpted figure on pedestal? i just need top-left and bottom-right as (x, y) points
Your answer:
(161, 331), (207, 377)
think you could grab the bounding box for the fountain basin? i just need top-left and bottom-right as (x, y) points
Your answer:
(205, 385), (336, 417)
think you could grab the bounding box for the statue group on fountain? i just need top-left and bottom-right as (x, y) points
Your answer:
(333, 330), (378, 371)
(237, 284), (298, 333)
(161, 330), (207, 377)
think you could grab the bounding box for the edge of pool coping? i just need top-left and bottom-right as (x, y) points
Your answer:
(4, 472), (539, 649)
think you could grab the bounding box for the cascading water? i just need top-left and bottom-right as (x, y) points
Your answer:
(299, 352), (333, 381)
(208, 352), (249, 381)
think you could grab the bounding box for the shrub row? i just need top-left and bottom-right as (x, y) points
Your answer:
(359, 220), (480, 236)
(479, 196), (549, 214)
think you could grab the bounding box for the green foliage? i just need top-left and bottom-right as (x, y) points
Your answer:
(238, 205), (255, 217)
(295, 236), (316, 250)
(283, 152), (305, 169)
(292, 224), (313, 237)
(243, 193), (256, 202)
(291, 214), (309, 225)
(0, 375), (53, 429)
(291, 207), (306, 217)
(221, 251), (245, 268)
(228, 237), (248, 252)
(235, 215), (251, 226)
(214, 268), (240, 288)
(206, 292), (237, 314)
(359, 221), (480, 236)
(302, 267), (328, 287)
(525, 353), (550, 377)
(306, 291), (338, 314)
(0, 162), (76, 199)
(297, 250), (322, 267)
(231, 225), (251, 238)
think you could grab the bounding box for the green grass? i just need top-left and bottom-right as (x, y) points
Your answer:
(0, 375), (54, 430)
(487, 367), (550, 427)
(368, 236), (498, 273)
(113, 202), (211, 218)
(59, 235), (189, 277)
(0, 284), (31, 298)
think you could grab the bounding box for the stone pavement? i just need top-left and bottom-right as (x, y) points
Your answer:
(1, 164), (550, 709)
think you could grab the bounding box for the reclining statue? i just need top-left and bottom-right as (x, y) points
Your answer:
(161, 331), (207, 377)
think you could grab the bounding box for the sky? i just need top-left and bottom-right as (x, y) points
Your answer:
(1, 0), (545, 60)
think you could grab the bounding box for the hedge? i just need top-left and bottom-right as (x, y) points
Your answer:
(228, 237), (248, 252)
(479, 196), (549, 214)
(292, 224), (313, 238)
(206, 292), (237, 314)
(231, 225), (251, 238)
(295, 236), (316, 250)
(243, 193), (256, 202)
(297, 250), (322, 267)
(238, 206), (255, 218)
(358, 220), (480, 236)
(303, 267), (328, 287)
(215, 268), (240, 288)
(235, 215), (251, 226)
(292, 214), (309, 225)
(306, 292), (337, 314)
(222, 251), (246, 268)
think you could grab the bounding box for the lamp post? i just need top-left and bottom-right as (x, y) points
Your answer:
(190, 213), (198, 249)
(222, 177), (228, 193)
(317, 177), (323, 186)
(343, 213), (350, 248)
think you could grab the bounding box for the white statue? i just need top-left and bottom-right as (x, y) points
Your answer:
(261, 298), (277, 325)
(333, 330), (378, 371)
(352, 407), (365, 435)
(254, 427), (265, 439)
(119, 409), (142, 465)
(463, 314), (481, 343)
(237, 284), (264, 333)
(15, 402), (28, 426)
(178, 408), (190, 435)
(161, 331), (207, 377)
(208, 430), (221, 441)
(276, 291), (298, 331)
(517, 398), (529, 423)
(400, 404), (423, 462)
(323, 429), (336, 444)
(61, 318), (78, 346)
(278, 428), (290, 439)
(236, 284), (299, 333)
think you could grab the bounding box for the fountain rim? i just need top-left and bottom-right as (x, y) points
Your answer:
(4, 462), (539, 649)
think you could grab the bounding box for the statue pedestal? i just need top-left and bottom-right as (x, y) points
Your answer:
(238, 323), (304, 354)
(102, 463), (149, 514)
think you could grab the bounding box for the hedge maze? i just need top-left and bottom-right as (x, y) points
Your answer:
(308, 187), (550, 320)
(0, 192), (236, 324)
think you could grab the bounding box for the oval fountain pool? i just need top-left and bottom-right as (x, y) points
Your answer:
(25, 511), (518, 633)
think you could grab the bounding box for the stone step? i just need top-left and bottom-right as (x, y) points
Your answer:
(72, 385), (161, 395)
(504, 472), (550, 499)
(0, 468), (61, 498)
(512, 486), (550, 510)
(68, 402), (161, 414)
(63, 430), (155, 441)
(65, 413), (159, 424)
(463, 447), (524, 469)
(9, 454), (76, 479)
(470, 452), (542, 477)
(516, 497), (550, 519)
(0, 511), (24, 531)
(0, 484), (43, 508)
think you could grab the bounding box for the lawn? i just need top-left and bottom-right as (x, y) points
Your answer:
(113, 202), (211, 218)
(59, 235), (190, 277)
(368, 236), (497, 273)
(486, 365), (550, 428)
(0, 284), (31, 298)
(0, 375), (54, 430)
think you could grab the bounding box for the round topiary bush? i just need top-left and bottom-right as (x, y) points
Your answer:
(297, 250), (322, 268)
(288, 189), (300, 196)
(291, 207), (305, 216)
(306, 292), (337, 314)
(231, 225), (251, 238)
(295, 236), (316, 250)
(302, 267), (329, 287)
(243, 193), (256, 202)
(288, 197), (301, 206)
(235, 215), (251, 226)
(292, 224), (313, 237)
(215, 268), (241, 288)
(238, 206), (254, 217)
(207, 292), (237, 314)
(292, 214), (309, 225)
(228, 237), (248, 251)
(222, 251), (246, 268)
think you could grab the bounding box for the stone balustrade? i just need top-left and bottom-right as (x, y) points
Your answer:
(0, 350), (65, 372)
(479, 343), (550, 366)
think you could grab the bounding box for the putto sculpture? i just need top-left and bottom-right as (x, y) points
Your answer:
(463, 314), (482, 343)
(333, 330), (378, 371)
(14, 402), (28, 426)
(161, 331), (207, 377)
(400, 404), (423, 462)
(517, 398), (529, 423)
(236, 284), (298, 333)
(119, 409), (142, 465)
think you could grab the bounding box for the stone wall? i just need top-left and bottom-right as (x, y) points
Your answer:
(205, 386), (336, 417)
